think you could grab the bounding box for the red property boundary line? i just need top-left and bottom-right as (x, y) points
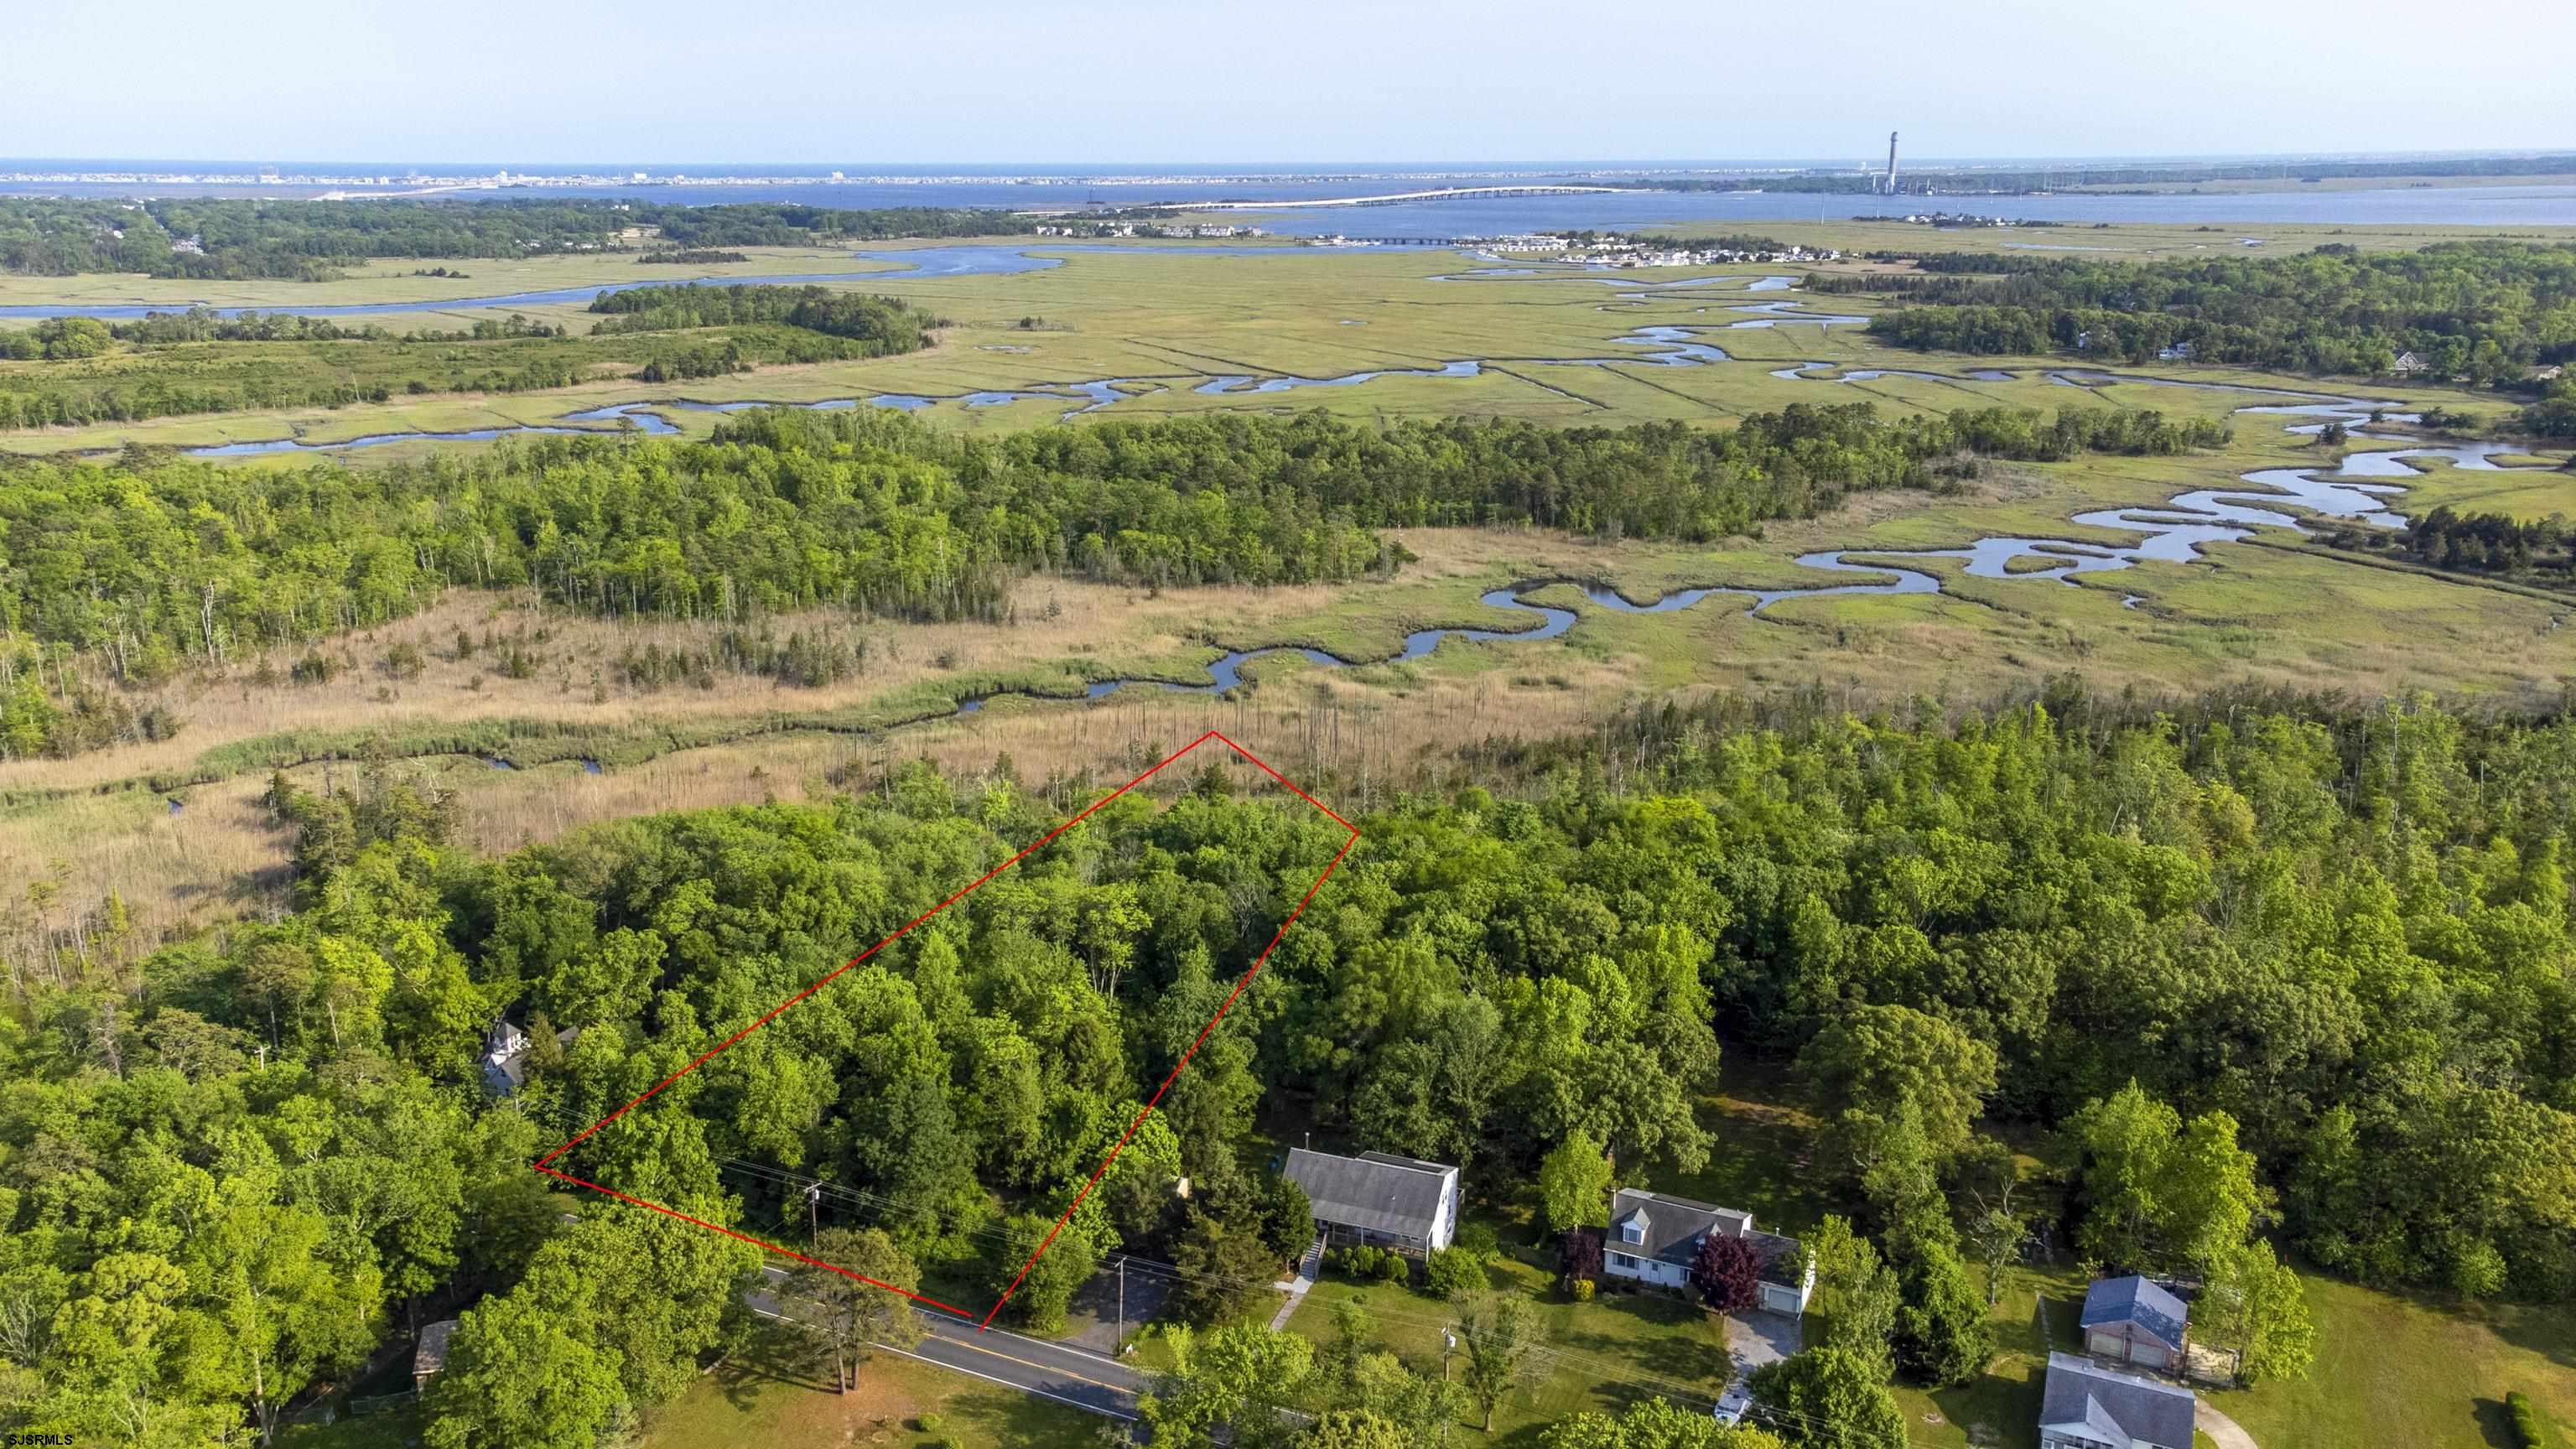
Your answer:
(532, 730), (1358, 1330)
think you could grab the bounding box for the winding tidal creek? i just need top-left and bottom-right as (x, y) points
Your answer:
(152, 265), (2554, 715)
(940, 382), (2553, 715)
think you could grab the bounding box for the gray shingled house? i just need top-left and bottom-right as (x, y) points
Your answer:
(2038, 1352), (2197, 1449)
(2080, 1275), (2189, 1372)
(1281, 1147), (1460, 1257)
(1600, 1187), (1814, 1317)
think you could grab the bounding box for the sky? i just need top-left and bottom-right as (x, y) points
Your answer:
(7, 0), (2573, 168)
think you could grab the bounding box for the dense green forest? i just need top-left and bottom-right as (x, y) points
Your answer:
(635, 247), (748, 264)
(5, 686), (2571, 1443)
(2324, 503), (2576, 579)
(1843, 241), (2576, 382)
(587, 283), (937, 354)
(0, 402), (2229, 756)
(2527, 377), (2576, 437)
(0, 291), (940, 429)
(0, 198), (1036, 279)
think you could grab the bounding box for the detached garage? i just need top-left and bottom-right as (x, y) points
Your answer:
(2080, 1275), (2189, 1373)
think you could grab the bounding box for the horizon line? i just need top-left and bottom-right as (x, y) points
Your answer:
(8, 147), (2576, 172)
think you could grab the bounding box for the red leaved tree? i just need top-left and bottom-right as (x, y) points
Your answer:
(1689, 1232), (1760, 1313)
(1557, 1227), (1603, 1290)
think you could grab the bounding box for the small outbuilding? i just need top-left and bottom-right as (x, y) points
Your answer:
(414, 1319), (461, 1392)
(2080, 1275), (2189, 1372)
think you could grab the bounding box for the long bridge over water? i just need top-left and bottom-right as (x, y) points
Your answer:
(1135, 184), (1626, 210)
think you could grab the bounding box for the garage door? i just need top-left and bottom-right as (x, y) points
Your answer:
(2087, 1330), (2126, 1359)
(1760, 1283), (1800, 1314)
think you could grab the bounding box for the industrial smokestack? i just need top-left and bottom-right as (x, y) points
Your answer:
(1885, 131), (1900, 195)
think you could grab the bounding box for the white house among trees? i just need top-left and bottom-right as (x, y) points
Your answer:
(1282, 1148), (1461, 1257)
(1598, 1188), (1814, 1316)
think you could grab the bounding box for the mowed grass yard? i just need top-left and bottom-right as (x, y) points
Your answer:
(2220, 1275), (2576, 1449)
(629, 1342), (1100, 1449)
(1280, 1250), (1739, 1443)
(635, 1315), (1101, 1449)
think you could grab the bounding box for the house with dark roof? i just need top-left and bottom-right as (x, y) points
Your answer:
(2080, 1275), (2189, 1373)
(1600, 1188), (1814, 1317)
(2038, 1352), (2197, 1449)
(1281, 1147), (1460, 1257)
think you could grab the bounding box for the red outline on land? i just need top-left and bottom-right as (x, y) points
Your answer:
(532, 730), (1358, 1330)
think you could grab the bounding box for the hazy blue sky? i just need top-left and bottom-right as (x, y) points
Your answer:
(8, 0), (2572, 165)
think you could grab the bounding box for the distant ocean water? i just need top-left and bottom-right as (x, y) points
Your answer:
(7, 161), (2576, 233)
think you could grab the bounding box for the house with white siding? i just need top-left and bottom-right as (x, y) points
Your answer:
(1599, 1188), (1814, 1317)
(1282, 1148), (1461, 1258)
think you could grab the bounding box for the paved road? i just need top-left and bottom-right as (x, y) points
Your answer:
(748, 1265), (1147, 1425)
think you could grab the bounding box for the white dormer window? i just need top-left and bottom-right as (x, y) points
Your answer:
(1619, 1212), (1647, 1246)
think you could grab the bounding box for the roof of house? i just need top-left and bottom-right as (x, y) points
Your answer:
(1358, 1150), (1452, 1176)
(415, 1319), (461, 1377)
(1283, 1147), (1453, 1242)
(2038, 1353), (2197, 1449)
(482, 1019), (582, 1093)
(2080, 1275), (2189, 1353)
(1607, 1188), (1805, 1288)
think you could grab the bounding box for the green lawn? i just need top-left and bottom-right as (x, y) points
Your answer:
(1880, 1263), (2085, 1449)
(632, 1317), (1102, 1449)
(2217, 1274), (2576, 1449)
(1283, 1247), (1737, 1444)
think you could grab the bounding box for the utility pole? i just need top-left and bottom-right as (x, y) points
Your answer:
(1115, 1255), (1126, 1349)
(806, 1182), (822, 1249)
